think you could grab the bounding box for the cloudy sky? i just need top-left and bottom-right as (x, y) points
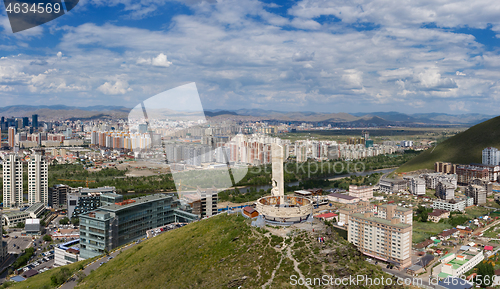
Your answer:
(1, 0), (500, 114)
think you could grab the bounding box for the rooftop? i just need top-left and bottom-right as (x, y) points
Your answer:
(99, 194), (172, 212)
(328, 193), (358, 200)
(350, 213), (411, 229)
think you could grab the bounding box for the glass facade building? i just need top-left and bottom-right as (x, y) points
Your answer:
(79, 194), (198, 259)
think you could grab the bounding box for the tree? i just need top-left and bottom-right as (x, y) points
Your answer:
(16, 222), (25, 228)
(476, 261), (495, 287)
(71, 218), (79, 226)
(43, 234), (52, 242)
(40, 220), (46, 227)
(59, 217), (70, 225)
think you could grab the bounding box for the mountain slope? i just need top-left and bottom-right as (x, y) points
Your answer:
(397, 115), (500, 172)
(62, 214), (394, 289)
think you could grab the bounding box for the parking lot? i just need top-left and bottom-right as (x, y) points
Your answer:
(20, 252), (55, 274)
(6, 236), (32, 254)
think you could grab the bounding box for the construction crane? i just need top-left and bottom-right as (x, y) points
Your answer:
(177, 180), (198, 192)
(57, 178), (96, 188)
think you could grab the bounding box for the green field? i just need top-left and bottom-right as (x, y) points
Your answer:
(398, 115), (500, 172)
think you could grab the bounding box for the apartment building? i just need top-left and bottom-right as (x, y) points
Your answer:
(434, 162), (457, 174)
(348, 209), (412, 269)
(465, 184), (487, 205)
(378, 179), (407, 193)
(377, 204), (413, 226)
(435, 181), (455, 200)
(28, 153), (48, 206)
(3, 153), (23, 208)
(408, 177), (425, 195)
(181, 187), (218, 218)
(79, 194), (198, 259)
(456, 164), (500, 185)
(483, 147), (500, 166)
(432, 198), (474, 212)
(421, 173), (457, 190)
(337, 201), (374, 226)
(348, 185), (373, 200)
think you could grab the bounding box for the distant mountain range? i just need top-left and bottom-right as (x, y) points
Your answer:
(0, 105), (493, 125)
(205, 109), (494, 125)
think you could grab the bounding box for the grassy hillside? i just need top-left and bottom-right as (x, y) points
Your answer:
(397, 115), (500, 172)
(10, 214), (402, 289)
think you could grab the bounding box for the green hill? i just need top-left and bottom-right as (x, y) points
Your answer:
(398, 115), (500, 172)
(9, 214), (399, 289)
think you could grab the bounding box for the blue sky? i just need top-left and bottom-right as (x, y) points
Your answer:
(1, 0), (500, 114)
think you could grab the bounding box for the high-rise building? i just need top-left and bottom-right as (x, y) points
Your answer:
(28, 154), (48, 205)
(8, 127), (15, 147)
(32, 114), (38, 129)
(22, 117), (29, 128)
(3, 153), (23, 208)
(348, 205), (413, 269)
(482, 147), (500, 166)
(49, 184), (70, 209)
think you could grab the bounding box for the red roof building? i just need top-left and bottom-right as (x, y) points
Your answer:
(314, 212), (337, 221)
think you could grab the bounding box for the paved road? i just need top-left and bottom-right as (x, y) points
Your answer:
(60, 241), (140, 289)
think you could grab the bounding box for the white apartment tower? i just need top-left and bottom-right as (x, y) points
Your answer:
(28, 153), (48, 205)
(482, 147), (500, 166)
(3, 153), (23, 208)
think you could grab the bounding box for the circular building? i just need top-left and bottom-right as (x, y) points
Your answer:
(256, 195), (313, 223)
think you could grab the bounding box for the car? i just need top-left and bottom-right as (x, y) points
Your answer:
(99, 262), (104, 266)
(12, 244), (15, 247)
(108, 256), (113, 260)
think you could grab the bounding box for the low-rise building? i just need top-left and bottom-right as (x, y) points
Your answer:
(428, 209), (450, 223)
(432, 198), (474, 212)
(2, 203), (46, 227)
(348, 185), (373, 200)
(438, 228), (459, 240)
(438, 248), (484, 278)
(54, 239), (83, 266)
(314, 212), (337, 221)
(327, 193), (359, 204)
(379, 179), (407, 193)
(243, 206), (259, 218)
(24, 219), (41, 235)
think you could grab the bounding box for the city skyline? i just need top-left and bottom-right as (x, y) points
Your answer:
(1, 1), (500, 114)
